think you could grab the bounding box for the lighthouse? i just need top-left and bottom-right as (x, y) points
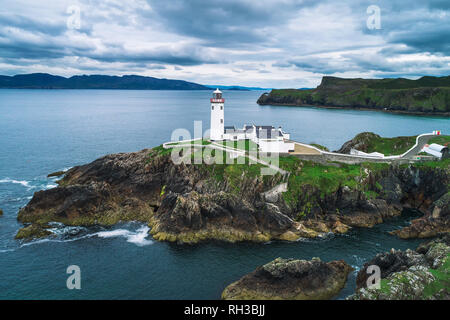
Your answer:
(210, 89), (225, 140)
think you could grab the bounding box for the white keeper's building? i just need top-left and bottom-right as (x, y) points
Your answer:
(209, 89), (294, 153)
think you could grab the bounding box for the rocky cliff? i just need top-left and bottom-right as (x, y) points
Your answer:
(257, 76), (450, 115)
(16, 139), (449, 242)
(17, 147), (305, 242)
(221, 257), (353, 300)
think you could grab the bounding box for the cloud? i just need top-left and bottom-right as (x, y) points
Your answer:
(0, 0), (448, 87)
(365, 1), (450, 55)
(144, 0), (317, 47)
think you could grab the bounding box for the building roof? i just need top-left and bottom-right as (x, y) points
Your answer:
(429, 143), (448, 152)
(223, 124), (288, 139)
(225, 129), (246, 134)
(214, 88), (222, 94)
(422, 146), (443, 158)
(256, 128), (278, 139)
(255, 125), (275, 130)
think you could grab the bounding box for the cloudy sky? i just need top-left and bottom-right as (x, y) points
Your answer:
(0, 0), (449, 87)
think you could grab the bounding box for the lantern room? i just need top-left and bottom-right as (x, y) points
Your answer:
(211, 88), (225, 103)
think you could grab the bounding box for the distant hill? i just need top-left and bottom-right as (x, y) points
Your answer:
(205, 85), (271, 91)
(0, 73), (209, 90)
(257, 75), (450, 115)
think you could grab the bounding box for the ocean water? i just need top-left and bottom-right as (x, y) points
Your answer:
(0, 89), (448, 299)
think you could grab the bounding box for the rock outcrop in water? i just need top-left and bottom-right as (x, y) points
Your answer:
(221, 257), (353, 300)
(47, 171), (66, 178)
(390, 192), (450, 239)
(16, 135), (449, 242)
(350, 235), (450, 300)
(15, 224), (52, 239)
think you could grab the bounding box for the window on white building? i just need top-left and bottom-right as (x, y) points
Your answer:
(220, 106), (223, 110)
(220, 119), (223, 123)
(212, 106), (214, 110)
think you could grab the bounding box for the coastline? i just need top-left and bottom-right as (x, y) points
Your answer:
(257, 102), (450, 117)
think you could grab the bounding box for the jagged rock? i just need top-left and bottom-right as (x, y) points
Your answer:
(350, 235), (450, 300)
(356, 249), (427, 289)
(15, 224), (52, 240)
(47, 170), (66, 178)
(390, 192), (449, 238)
(222, 257), (353, 300)
(332, 221), (350, 234)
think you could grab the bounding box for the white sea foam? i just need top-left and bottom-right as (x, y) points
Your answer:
(126, 226), (153, 246)
(0, 248), (15, 253)
(19, 233), (96, 248)
(96, 229), (131, 238)
(14, 224), (152, 249)
(96, 226), (153, 246)
(351, 254), (365, 272)
(0, 178), (31, 188)
(20, 238), (52, 247)
(44, 183), (58, 190)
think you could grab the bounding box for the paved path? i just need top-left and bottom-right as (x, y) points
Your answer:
(401, 134), (435, 158)
(290, 142), (322, 155)
(290, 133), (438, 161)
(163, 141), (287, 175)
(162, 132), (439, 172)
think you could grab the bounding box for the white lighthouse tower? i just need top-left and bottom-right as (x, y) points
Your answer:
(210, 89), (225, 141)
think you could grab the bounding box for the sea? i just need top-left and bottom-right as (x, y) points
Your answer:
(0, 89), (448, 299)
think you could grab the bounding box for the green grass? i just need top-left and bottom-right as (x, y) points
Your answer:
(364, 190), (379, 200)
(270, 88), (314, 99)
(147, 145), (172, 160)
(413, 158), (450, 169)
(166, 139), (211, 146)
(219, 139), (258, 152)
(310, 143), (329, 151)
(147, 141), (211, 163)
(364, 135), (417, 156)
(202, 160), (269, 194)
(379, 279), (391, 295)
(278, 156), (391, 207)
(280, 156), (361, 205)
(428, 135), (450, 146)
(423, 254), (450, 299)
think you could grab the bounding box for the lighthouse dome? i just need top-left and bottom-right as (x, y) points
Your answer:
(214, 88), (222, 94)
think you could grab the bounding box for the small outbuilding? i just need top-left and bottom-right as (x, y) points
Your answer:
(421, 143), (449, 159)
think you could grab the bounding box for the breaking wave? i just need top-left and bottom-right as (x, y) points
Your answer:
(95, 226), (153, 246)
(44, 183), (58, 190)
(0, 178), (31, 188)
